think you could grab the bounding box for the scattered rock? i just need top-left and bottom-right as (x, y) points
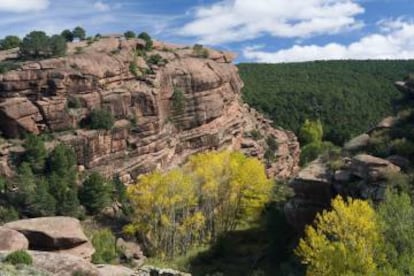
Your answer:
(137, 266), (191, 276)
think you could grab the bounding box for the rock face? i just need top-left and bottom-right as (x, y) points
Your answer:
(0, 227), (29, 251)
(0, 37), (300, 181)
(285, 154), (401, 232)
(4, 217), (94, 260)
(116, 238), (145, 267)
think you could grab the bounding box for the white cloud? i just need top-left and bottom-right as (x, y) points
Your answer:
(0, 0), (49, 13)
(243, 19), (414, 62)
(178, 0), (364, 44)
(94, 1), (110, 12)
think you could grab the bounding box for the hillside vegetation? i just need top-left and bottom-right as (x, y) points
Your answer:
(238, 60), (414, 145)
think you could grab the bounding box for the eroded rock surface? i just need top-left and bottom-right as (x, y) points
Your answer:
(0, 37), (300, 181)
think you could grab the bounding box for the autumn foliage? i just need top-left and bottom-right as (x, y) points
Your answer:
(125, 151), (272, 258)
(295, 196), (385, 276)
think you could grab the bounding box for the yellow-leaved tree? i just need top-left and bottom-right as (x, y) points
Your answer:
(295, 196), (386, 276)
(125, 151), (272, 258)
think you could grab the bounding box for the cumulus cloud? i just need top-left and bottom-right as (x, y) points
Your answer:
(178, 0), (364, 44)
(0, 0), (49, 13)
(243, 19), (414, 62)
(94, 1), (110, 12)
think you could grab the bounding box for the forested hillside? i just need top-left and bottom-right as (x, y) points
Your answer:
(238, 60), (414, 145)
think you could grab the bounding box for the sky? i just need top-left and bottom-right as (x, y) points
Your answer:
(1, 0), (414, 63)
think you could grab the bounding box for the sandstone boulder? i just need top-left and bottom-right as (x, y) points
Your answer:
(350, 154), (400, 181)
(116, 238), (145, 267)
(344, 133), (370, 151)
(0, 227), (29, 251)
(4, 217), (88, 250)
(30, 251), (99, 276)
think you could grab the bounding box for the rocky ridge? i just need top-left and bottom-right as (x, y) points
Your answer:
(0, 37), (299, 182)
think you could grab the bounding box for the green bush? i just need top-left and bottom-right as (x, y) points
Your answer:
(147, 54), (163, 65)
(138, 32), (153, 51)
(5, 250), (32, 265)
(0, 61), (19, 74)
(124, 31), (136, 39)
(91, 229), (118, 264)
(88, 109), (114, 130)
(300, 141), (337, 166)
(193, 44), (209, 58)
(129, 62), (139, 78)
(0, 206), (19, 224)
(171, 88), (186, 116)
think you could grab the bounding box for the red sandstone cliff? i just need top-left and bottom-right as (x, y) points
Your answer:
(0, 37), (300, 182)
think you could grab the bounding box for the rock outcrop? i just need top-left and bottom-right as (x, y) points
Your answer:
(0, 37), (300, 181)
(4, 217), (94, 260)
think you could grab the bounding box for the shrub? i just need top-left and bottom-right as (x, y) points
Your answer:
(0, 61), (19, 74)
(147, 54), (163, 65)
(91, 229), (118, 264)
(124, 31), (136, 39)
(129, 62), (139, 78)
(75, 47), (84, 55)
(171, 87), (186, 116)
(193, 44), (209, 58)
(0, 206), (19, 223)
(138, 32), (153, 51)
(300, 141), (337, 166)
(250, 130), (262, 140)
(67, 97), (82, 109)
(5, 250), (32, 265)
(88, 109), (114, 130)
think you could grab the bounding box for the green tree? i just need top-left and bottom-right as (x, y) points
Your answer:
(91, 229), (117, 264)
(299, 119), (323, 145)
(20, 31), (50, 59)
(22, 134), (47, 174)
(88, 109), (115, 130)
(73, 26), (86, 40)
(0, 35), (21, 50)
(378, 191), (414, 274)
(124, 31), (136, 39)
(138, 32), (153, 51)
(61, 29), (74, 42)
(79, 172), (113, 214)
(296, 196), (386, 276)
(49, 35), (67, 57)
(31, 178), (56, 217)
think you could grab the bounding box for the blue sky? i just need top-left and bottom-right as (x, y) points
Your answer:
(1, 0), (414, 63)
